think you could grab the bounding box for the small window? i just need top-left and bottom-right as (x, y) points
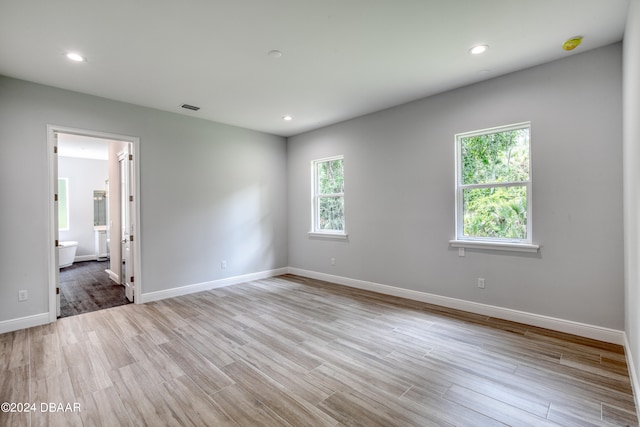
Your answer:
(455, 123), (532, 244)
(58, 178), (69, 231)
(311, 156), (346, 236)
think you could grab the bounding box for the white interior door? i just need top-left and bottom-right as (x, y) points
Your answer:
(118, 146), (135, 302)
(54, 132), (60, 317)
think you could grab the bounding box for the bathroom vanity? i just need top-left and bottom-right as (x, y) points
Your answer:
(95, 227), (108, 260)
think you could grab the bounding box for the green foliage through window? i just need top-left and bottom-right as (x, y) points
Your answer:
(463, 186), (527, 239)
(457, 124), (531, 241)
(461, 129), (529, 185)
(313, 157), (345, 232)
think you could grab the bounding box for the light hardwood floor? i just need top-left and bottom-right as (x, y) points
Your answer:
(1, 274), (637, 426)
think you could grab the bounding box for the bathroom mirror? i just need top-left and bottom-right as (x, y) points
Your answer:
(94, 190), (107, 227)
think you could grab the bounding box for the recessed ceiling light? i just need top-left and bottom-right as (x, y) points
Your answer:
(469, 45), (489, 55)
(268, 50), (283, 58)
(562, 36), (583, 51)
(282, 115), (293, 121)
(66, 52), (86, 62)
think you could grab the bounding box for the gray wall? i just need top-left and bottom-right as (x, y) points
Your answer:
(0, 42), (626, 334)
(288, 44), (624, 330)
(58, 156), (108, 257)
(0, 76), (288, 321)
(624, 0), (640, 391)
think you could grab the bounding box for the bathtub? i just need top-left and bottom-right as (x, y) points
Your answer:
(58, 241), (78, 268)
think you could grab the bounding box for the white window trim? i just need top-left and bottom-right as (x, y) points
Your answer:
(308, 231), (348, 239)
(453, 122), (537, 252)
(309, 155), (347, 238)
(449, 239), (539, 253)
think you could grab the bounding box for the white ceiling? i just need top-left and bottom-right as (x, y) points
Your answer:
(0, 0), (629, 137)
(58, 133), (109, 160)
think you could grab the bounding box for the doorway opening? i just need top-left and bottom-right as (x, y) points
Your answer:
(47, 126), (141, 321)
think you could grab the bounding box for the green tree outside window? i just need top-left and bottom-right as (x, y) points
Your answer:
(457, 125), (531, 241)
(313, 157), (345, 232)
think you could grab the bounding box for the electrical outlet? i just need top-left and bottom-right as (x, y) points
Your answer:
(18, 290), (28, 301)
(477, 278), (485, 289)
(221, 260), (227, 269)
(458, 248), (465, 257)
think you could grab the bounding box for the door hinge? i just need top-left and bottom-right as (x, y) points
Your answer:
(129, 154), (133, 161)
(55, 239), (59, 247)
(54, 194), (58, 202)
(130, 276), (134, 283)
(56, 287), (60, 295)
(54, 146), (58, 154)
(129, 195), (133, 202)
(129, 235), (134, 242)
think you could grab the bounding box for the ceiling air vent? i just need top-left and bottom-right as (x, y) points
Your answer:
(181, 104), (200, 111)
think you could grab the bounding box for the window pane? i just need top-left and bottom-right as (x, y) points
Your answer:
(318, 196), (344, 231)
(463, 186), (527, 239)
(318, 159), (344, 194)
(461, 128), (529, 185)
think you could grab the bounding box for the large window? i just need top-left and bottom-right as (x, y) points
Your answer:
(311, 156), (346, 236)
(455, 123), (533, 246)
(58, 178), (69, 231)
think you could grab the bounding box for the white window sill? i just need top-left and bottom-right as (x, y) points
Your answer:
(449, 239), (539, 253)
(308, 231), (348, 240)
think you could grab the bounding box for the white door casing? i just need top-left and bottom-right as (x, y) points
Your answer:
(47, 125), (141, 322)
(118, 146), (135, 302)
(53, 132), (60, 318)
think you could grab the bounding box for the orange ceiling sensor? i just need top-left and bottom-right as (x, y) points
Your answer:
(562, 36), (583, 51)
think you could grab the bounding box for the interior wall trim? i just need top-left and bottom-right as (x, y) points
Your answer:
(0, 313), (49, 335)
(0, 266), (625, 347)
(105, 269), (120, 285)
(74, 255), (97, 263)
(140, 267), (290, 304)
(624, 333), (640, 422)
(288, 267), (625, 345)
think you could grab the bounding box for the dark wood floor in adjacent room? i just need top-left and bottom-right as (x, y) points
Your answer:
(59, 260), (130, 318)
(0, 274), (637, 426)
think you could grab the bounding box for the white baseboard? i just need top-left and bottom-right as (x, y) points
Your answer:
(0, 267), (624, 346)
(0, 312), (50, 334)
(75, 254), (97, 262)
(105, 269), (120, 284)
(140, 267), (289, 304)
(624, 333), (640, 421)
(288, 267), (625, 345)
